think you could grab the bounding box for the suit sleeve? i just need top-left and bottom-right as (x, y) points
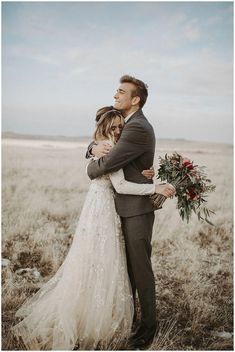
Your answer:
(109, 169), (155, 195)
(87, 121), (147, 180)
(85, 141), (96, 159)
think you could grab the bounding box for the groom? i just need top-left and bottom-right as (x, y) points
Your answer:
(86, 75), (175, 349)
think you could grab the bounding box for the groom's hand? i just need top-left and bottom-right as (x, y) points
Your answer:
(92, 141), (112, 158)
(155, 183), (176, 198)
(142, 166), (155, 179)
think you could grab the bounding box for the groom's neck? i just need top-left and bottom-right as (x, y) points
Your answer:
(122, 107), (139, 118)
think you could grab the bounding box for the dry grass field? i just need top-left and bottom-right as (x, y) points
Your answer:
(2, 137), (233, 350)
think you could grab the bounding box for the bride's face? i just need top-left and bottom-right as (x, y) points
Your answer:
(110, 116), (124, 142)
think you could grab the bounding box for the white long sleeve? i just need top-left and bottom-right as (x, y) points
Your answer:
(109, 168), (155, 196)
(85, 139), (155, 196)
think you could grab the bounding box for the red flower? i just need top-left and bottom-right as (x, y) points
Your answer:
(183, 158), (193, 170)
(186, 190), (198, 200)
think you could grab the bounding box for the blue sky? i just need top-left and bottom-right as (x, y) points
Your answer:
(2, 2), (233, 143)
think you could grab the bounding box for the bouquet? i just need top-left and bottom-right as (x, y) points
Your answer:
(150, 153), (216, 224)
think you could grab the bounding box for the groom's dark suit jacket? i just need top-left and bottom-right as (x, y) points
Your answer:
(87, 109), (156, 217)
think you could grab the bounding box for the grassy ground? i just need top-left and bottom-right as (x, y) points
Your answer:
(2, 139), (233, 350)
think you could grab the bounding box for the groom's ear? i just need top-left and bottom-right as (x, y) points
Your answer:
(131, 95), (140, 106)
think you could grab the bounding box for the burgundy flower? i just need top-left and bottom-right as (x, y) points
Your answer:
(154, 152), (215, 224)
(187, 189), (200, 200)
(183, 158), (193, 170)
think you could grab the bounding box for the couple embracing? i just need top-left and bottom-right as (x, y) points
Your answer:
(13, 75), (175, 350)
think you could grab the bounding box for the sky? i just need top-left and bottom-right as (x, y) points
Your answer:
(2, 1), (233, 144)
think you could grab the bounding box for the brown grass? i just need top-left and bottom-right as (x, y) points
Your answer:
(2, 139), (233, 350)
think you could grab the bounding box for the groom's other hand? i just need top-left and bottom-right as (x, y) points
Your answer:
(92, 141), (112, 158)
(155, 183), (176, 198)
(142, 166), (155, 179)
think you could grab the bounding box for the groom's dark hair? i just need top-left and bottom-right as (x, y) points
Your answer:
(120, 75), (148, 108)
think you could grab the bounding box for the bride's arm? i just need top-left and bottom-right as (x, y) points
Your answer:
(87, 139), (155, 195)
(109, 169), (155, 195)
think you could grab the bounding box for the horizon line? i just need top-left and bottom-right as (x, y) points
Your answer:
(2, 131), (233, 147)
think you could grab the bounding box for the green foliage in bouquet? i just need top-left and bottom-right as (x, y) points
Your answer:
(150, 153), (216, 225)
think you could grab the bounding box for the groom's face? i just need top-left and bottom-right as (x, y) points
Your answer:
(113, 82), (136, 112)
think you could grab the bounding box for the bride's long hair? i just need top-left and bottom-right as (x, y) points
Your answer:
(94, 106), (124, 144)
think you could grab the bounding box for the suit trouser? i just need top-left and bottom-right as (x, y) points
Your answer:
(121, 212), (156, 329)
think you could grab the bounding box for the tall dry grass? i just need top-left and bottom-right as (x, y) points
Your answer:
(2, 139), (233, 350)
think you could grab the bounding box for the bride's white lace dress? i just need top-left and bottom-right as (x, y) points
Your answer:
(12, 148), (155, 350)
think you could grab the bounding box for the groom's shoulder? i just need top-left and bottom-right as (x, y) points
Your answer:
(127, 117), (155, 142)
(129, 109), (149, 126)
(133, 111), (154, 133)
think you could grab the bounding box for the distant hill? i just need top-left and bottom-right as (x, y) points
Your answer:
(2, 131), (91, 142)
(2, 131), (232, 148)
(2, 131), (189, 143)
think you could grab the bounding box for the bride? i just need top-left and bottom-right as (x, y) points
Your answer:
(12, 107), (161, 350)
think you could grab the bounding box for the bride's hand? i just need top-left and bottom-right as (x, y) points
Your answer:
(92, 141), (112, 158)
(142, 166), (155, 179)
(155, 183), (176, 198)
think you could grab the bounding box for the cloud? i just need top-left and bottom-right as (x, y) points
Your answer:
(2, 2), (233, 143)
(4, 31), (232, 99)
(206, 15), (223, 26)
(4, 44), (60, 66)
(184, 18), (201, 41)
